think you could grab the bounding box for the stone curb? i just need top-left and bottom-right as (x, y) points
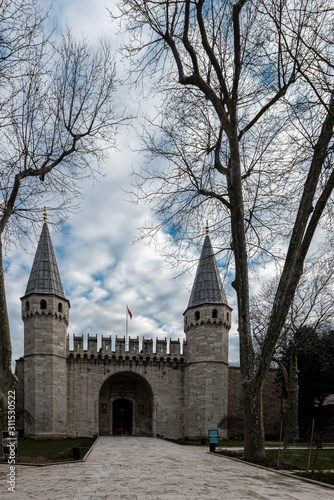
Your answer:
(209, 451), (334, 491)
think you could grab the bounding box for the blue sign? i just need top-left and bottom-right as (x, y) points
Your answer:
(208, 429), (219, 444)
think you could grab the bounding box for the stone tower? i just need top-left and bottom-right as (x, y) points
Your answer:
(183, 225), (231, 437)
(21, 212), (69, 437)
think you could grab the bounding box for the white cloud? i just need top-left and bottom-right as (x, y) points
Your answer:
(4, 0), (240, 370)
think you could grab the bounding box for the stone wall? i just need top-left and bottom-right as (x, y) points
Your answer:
(14, 358), (24, 435)
(16, 333), (286, 439)
(22, 294), (69, 437)
(66, 346), (186, 439)
(15, 356), (285, 439)
(183, 303), (230, 439)
(227, 366), (283, 438)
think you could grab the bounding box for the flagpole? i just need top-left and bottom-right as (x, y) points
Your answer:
(126, 304), (128, 350)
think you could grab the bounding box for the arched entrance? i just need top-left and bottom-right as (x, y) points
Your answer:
(113, 399), (133, 435)
(99, 372), (153, 436)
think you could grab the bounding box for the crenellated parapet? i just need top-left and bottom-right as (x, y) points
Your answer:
(21, 294), (69, 326)
(184, 303), (231, 333)
(22, 309), (69, 325)
(67, 333), (185, 367)
(170, 339), (183, 356)
(87, 335), (97, 355)
(184, 315), (231, 332)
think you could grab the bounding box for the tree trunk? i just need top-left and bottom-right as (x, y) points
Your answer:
(242, 380), (266, 460)
(227, 138), (266, 460)
(0, 236), (15, 432)
(284, 347), (299, 443)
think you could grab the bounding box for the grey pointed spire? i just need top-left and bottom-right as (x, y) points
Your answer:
(187, 234), (227, 308)
(24, 222), (66, 298)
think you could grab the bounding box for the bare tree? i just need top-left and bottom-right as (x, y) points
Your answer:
(0, 5), (124, 430)
(0, 0), (49, 118)
(0, 0), (49, 433)
(252, 256), (334, 443)
(115, 0), (334, 459)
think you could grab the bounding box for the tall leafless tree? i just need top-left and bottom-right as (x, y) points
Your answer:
(252, 256), (334, 443)
(115, 0), (334, 459)
(0, 0), (48, 433)
(0, 2), (124, 431)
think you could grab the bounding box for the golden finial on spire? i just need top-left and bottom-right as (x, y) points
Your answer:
(43, 206), (47, 224)
(205, 220), (209, 236)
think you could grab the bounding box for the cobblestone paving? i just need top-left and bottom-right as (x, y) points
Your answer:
(1, 437), (334, 499)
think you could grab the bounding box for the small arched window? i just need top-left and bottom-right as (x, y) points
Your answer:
(40, 299), (47, 310)
(195, 311), (200, 321)
(25, 301), (30, 312)
(227, 312), (230, 322)
(58, 302), (63, 313)
(212, 309), (218, 319)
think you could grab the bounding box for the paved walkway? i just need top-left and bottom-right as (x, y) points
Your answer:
(1, 437), (333, 499)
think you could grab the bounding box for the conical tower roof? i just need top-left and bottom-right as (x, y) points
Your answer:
(24, 221), (66, 299)
(187, 233), (227, 309)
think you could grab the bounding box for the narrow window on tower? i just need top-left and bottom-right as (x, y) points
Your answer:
(58, 302), (63, 313)
(40, 299), (47, 310)
(195, 311), (200, 321)
(25, 301), (30, 312)
(212, 309), (218, 319)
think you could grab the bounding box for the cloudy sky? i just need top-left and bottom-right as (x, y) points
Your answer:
(4, 0), (240, 368)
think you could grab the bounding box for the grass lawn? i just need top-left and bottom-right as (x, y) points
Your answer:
(216, 444), (334, 486)
(217, 445), (334, 471)
(171, 438), (246, 446)
(266, 447), (334, 471)
(15, 437), (95, 462)
(172, 439), (280, 447)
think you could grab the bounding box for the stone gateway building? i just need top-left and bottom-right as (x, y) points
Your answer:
(16, 219), (282, 439)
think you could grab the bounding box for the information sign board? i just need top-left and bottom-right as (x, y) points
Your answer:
(208, 429), (219, 444)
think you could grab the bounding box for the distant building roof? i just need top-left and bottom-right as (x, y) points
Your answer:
(24, 222), (66, 299)
(187, 234), (227, 309)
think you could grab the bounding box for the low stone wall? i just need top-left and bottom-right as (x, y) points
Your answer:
(14, 357), (24, 436)
(227, 367), (283, 438)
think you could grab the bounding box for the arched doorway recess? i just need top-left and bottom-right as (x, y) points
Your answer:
(113, 399), (133, 435)
(99, 372), (153, 436)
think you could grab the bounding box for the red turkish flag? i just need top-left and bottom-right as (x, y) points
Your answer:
(127, 307), (132, 320)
